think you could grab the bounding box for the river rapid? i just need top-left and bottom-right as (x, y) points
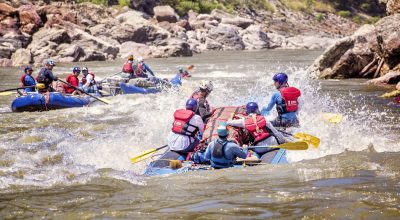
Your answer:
(0, 50), (399, 219)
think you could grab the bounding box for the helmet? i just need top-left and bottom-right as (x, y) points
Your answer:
(137, 57), (144, 62)
(246, 102), (259, 114)
(273, 72), (288, 85)
(46, 60), (56, 66)
(199, 80), (213, 92)
(178, 67), (183, 72)
(73, 67), (81, 73)
(217, 122), (229, 137)
(128, 55), (134, 61)
(82, 67), (88, 72)
(185, 98), (198, 111)
(24, 66), (33, 73)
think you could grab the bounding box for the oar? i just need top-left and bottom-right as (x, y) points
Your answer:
(0, 85), (36, 95)
(248, 141), (308, 150)
(380, 90), (400, 98)
(130, 144), (168, 164)
(58, 79), (110, 104)
(279, 130), (320, 148)
(98, 71), (122, 83)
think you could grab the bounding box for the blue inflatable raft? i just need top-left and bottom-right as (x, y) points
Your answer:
(120, 75), (182, 95)
(144, 148), (287, 176)
(11, 92), (93, 112)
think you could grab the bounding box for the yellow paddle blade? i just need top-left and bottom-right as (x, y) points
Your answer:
(321, 113), (343, 124)
(380, 90), (400, 98)
(271, 141), (308, 150)
(293, 133), (320, 148)
(0, 91), (14, 96)
(130, 148), (158, 164)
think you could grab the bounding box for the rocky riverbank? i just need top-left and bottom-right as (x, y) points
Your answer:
(0, 0), (366, 67)
(309, 0), (400, 90)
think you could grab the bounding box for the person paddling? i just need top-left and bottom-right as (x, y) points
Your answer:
(37, 60), (58, 92)
(168, 99), (204, 155)
(64, 67), (81, 95)
(227, 102), (286, 155)
(122, 55), (135, 78)
(20, 66), (36, 93)
(170, 67), (191, 86)
(191, 80), (213, 122)
(134, 57), (155, 78)
(204, 123), (248, 169)
(261, 73), (301, 127)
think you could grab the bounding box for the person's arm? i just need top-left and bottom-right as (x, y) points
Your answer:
(261, 92), (278, 116)
(82, 75), (92, 89)
(226, 118), (245, 128)
(144, 63), (155, 76)
(47, 70), (58, 81)
(229, 144), (247, 159)
(265, 119), (286, 144)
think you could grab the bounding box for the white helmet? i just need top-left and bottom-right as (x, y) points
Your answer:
(82, 67), (88, 71)
(137, 57), (144, 62)
(199, 80), (213, 92)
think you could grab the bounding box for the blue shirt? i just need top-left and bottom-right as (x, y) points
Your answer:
(261, 91), (298, 122)
(204, 139), (247, 169)
(139, 62), (155, 76)
(169, 74), (182, 86)
(23, 74), (36, 92)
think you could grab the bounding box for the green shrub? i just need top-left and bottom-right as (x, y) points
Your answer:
(338, 10), (351, 17)
(368, 16), (381, 24)
(360, 3), (370, 11)
(352, 15), (362, 24)
(118, 0), (129, 7)
(316, 12), (323, 22)
(176, 1), (200, 16)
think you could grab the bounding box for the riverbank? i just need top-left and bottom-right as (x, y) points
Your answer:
(0, 0), (385, 67)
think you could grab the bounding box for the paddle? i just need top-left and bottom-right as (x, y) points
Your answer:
(130, 144), (168, 164)
(380, 90), (400, 98)
(278, 130), (320, 148)
(248, 141), (308, 151)
(0, 85), (36, 95)
(58, 79), (109, 105)
(321, 113), (343, 124)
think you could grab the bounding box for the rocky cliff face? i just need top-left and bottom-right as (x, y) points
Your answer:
(0, 1), (372, 67)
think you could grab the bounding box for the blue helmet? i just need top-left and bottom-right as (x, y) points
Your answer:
(273, 72), (288, 85)
(73, 67), (81, 73)
(186, 98), (198, 111)
(217, 122), (229, 137)
(24, 66), (33, 73)
(46, 60), (56, 66)
(246, 102), (259, 114)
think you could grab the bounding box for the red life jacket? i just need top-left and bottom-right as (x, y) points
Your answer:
(135, 63), (144, 76)
(64, 74), (79, 94)
(171, 109), (198, 137)
(244, 114), (270, 143)
(277, 87), (301, 114)
(81, 73), (95, 85)
(20, 74), (27, 87)
(122, 62), (133, 74)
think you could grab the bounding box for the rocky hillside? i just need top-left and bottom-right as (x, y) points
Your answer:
(0, 0), (387, 67)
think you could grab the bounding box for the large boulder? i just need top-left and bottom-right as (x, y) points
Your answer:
(18, 4), (43, 34)
(241, 25), (269, 49)
(153, 5), (178, 23)
(11, 48), (32, 66)
(221, 17), (254, 29)
(150, 38), (192, 57)
(387, 0), (400, 15)
(119, 41), (152, 59)
(309, 14), (400, 81)
(207, 24), (244, 50)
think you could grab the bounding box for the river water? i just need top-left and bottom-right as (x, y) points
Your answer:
(0, 50), (399, 219)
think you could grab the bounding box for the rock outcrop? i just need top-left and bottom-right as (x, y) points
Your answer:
(309, 14), (400, 84)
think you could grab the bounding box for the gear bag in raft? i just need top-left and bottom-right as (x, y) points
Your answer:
(172, 109), (198, 137)
(277, 87), (301, 113)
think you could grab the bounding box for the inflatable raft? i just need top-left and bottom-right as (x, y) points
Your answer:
(11, 92), (93, 112)
(144, 106), (288, 176)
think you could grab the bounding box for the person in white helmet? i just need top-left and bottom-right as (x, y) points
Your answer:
(80, 67), (98, 94)
(134, 57), (155, 78)
(190, 80), (214, 121)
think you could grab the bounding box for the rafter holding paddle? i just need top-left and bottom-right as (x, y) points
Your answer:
(58, 79), (110, 105)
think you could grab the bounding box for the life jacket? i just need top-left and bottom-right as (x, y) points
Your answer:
(244, 114), (270, 144)
(135, 62), (145, 76)
(276, 87), (301, 114)
(20, 74), (27, 87)
(122, 62), (133, 74)
(37, 68), (48, 84)
(212, 139), (228, 159)
(64, 74), (78, 94)
(81, 73), (95, 86)
(171, 109), (199, 137)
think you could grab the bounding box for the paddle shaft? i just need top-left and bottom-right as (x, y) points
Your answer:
(0, 85), (36, 92)
(58, 79), (109, 104)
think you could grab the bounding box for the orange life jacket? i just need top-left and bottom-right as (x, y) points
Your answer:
(277, 87), (301, 113)
(244, 114), (270, 143)
(122, 62), (133, 74)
